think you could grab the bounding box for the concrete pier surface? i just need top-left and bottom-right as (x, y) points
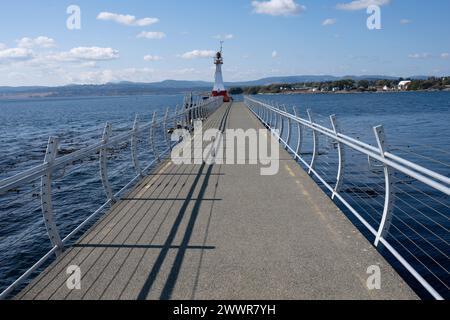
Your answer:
(17, 103), (417, 300)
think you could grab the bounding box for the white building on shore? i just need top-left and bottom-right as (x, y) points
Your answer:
(398, 80), (412, 90)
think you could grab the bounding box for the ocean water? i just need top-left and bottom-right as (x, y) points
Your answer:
(0, 92), (449, 298)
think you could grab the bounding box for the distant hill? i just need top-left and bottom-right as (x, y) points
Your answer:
(225, 75), (340, 87)
(0, 81), (213, 98)
(225, 75), (406, 87)
(0, 86), (49, 93)
(0, 75), (433, 98)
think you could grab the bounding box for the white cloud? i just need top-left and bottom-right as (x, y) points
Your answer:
(441, 53), (449, 59)
(180, 50), (215, 59)
(336, 0), (390, 11)
(171, 68), (197, 75)
(70, 68), (155, 84)
(97, 12), (158, 26)
(67, 67), (211, 85)
(322, 18), (337, 26)
(252, 0), (306, 16)
(79, 61), (98, 68)
(272, 50), (278, 58)
(0, 48), (34, 61)
(0, 43), (6, 50)
(144, 54), (163, 61)
(400, 19), (412, 25)
(408, 53), (432, 59)
(137, 31), (166, 39)
(70, 69), (115, 84)
(51, 47), (119, 62)
(213, 34), (234, 40)
(17, 36), (56, 48)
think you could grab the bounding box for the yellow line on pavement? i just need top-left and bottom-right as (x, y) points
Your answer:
(284, 164), (296, 177)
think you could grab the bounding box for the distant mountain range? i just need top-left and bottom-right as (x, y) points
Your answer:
(0, 75), (431, 98)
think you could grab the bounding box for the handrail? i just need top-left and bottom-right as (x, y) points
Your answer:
(245, 95), (447, 300)
(246, 97), (450, 194)
(0, 96), (223, 299)
(0, 98), (220, 195)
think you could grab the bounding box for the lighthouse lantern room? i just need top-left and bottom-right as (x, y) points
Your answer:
(212, 42), (230, 102)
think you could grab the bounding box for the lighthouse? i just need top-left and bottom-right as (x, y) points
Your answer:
(212, 42), (230, 102)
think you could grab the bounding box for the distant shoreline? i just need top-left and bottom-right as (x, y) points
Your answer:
(253, 89), (450, 96)
(0, 88), (450, 101)
(0, 91), (209, 101)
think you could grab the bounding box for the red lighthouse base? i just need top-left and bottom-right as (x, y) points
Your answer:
(212, 90), (230, 102)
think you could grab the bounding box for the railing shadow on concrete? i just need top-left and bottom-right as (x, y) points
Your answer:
(245, 95), (449, 300)
(0, 96), (223, 299)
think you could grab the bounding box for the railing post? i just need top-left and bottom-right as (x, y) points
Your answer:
(293, 106), (303, 159)
(204, 101), (208, 119)
(193, 97), (198, 122)
(174, 105), (179, 128)
(285, 106), (292, 148)
(131, 115), (143, 177)
(278, 105), (284, 142)
(200, 100), (204, 119)
(163, 107), (171, 149)
(374, 125), (395, 247)
(261, 103), (265, 124)
(100, 123), (116, 203)
(266, 105), (270, 126)
(307, 109), (318, 174)
(274, 103), (279, 130)
(41, 136), (64, 256)
(330, 115), (345, 199)
(150, 112), (161, 162)
(183, 96), (189, 127)
(258, 102), (263, 121)
(263, 105), (267, 124)
(194, 98), (198, 120)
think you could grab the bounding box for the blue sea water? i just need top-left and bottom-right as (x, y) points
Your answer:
(0, 92), (449, 298)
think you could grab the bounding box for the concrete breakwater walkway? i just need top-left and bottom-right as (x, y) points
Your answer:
(17, 103), (416, 300)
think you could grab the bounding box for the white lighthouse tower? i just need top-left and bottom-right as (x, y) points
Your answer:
(212, 42), (230, 102)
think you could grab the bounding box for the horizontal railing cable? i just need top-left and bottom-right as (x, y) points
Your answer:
(245, 95), (448, 300)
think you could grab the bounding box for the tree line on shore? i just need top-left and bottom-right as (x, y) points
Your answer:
(228, 77), (450, 95)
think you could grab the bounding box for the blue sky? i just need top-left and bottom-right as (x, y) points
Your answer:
(0, 0), (449, 86)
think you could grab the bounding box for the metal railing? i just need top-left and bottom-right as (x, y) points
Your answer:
(0, 96), (223, 299)
(245, 95), (449, 300)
